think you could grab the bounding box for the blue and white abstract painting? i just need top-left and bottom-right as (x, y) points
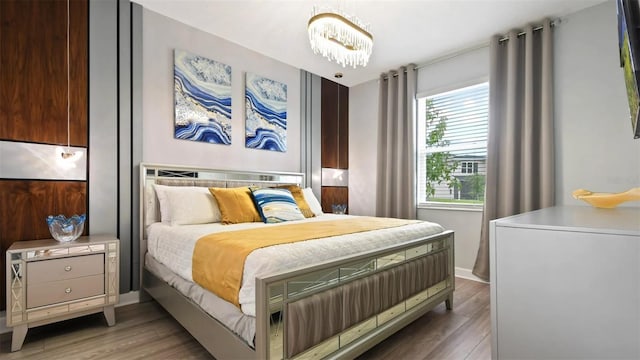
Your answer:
(174, 49), (232, 145)
(245, 73), (287, 152)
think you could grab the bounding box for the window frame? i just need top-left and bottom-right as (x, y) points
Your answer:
(416, 78), (489, 211)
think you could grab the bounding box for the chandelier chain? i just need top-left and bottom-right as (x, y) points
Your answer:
(67, 0), (71, 149)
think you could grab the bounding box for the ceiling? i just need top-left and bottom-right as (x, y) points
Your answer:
(132, 0), (607, 87)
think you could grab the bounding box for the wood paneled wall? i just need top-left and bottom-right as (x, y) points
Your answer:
(321, 187), (349, 214)
(0, 0), (89, 310)
(321, 78), (349, 213)
(1, 0), (88, 146)
(0, 181), (87, 242)
(321, 78), (349, 169)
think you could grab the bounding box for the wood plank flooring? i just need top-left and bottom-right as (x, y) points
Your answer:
(0, 277), (489, 359)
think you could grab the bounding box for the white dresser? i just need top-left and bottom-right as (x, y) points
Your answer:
(490, 206), (640, 359)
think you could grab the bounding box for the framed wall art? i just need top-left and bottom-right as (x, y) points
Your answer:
(174, 49), (232, 144)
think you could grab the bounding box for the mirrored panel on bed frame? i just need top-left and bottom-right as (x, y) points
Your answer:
(257, 236), (453, 360)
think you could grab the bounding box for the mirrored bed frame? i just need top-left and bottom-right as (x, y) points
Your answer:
(139, 163), (455, 359)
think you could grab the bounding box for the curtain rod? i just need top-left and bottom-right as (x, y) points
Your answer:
(382, 18), (559, 79)
(497, 18), (559, 43)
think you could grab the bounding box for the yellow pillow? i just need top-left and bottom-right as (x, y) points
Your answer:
(208, 187), (262, 224)
(275, 184), (315, 218)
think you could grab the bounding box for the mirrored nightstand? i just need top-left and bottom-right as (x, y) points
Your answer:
(6, 235), (119, 351)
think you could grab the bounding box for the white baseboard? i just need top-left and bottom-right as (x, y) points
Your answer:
(0, 291), (141, 335)
(455, 267), (489, 283)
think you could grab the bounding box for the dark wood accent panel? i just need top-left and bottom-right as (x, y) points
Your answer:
(321, 78), (349, 212)
(338, 84), (349, 169)
(321, 78), (339, 169)
(0, 180), (87, 310)
(321, 78), (349, 170)
(321, 187), (349, 214)
(0, 0), (88, 146)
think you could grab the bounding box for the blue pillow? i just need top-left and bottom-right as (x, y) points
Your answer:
(250, 188), (306, 223)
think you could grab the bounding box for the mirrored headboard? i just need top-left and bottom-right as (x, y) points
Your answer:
(139, 163), (305, 241)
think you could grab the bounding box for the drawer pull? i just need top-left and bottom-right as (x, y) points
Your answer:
(64, 265), (72, 272)
(65, 288), (72, 294)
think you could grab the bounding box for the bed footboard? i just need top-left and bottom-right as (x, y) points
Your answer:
(255, 230), (455, 359)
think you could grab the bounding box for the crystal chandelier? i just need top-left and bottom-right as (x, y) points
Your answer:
(307, 7), (373, 68)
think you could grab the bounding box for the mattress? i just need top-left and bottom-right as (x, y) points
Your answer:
(145, 253), (255, 346)
(146, 214), (445, 317)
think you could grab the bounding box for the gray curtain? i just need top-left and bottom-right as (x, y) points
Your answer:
(376, 65), (417, 219)
(473, 20), (555, 281)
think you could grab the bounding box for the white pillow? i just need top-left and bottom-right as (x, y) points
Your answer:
(302, 187), (324, 216)
(154, 185), (221, 225)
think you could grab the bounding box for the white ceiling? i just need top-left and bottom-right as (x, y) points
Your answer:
(132, 0), (607, 87)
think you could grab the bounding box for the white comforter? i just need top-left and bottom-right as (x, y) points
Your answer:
(146, 214), (445, 317)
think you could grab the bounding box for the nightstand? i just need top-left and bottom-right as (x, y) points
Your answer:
(6, 235), (119, 352)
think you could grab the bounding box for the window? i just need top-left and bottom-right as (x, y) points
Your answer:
(461, 161), (479, 174)
(417, 82), (489, 205)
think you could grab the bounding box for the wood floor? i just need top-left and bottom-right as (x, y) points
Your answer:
(0, 277), (490, 359)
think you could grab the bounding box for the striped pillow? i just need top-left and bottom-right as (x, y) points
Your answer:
(250, 188), (306, 223)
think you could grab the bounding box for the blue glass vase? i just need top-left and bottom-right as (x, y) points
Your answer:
(46, 214), (86, 242)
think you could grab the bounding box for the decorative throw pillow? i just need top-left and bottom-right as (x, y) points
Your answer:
(153, 185), (221, 225)
(275, 184), (315, 218)
(302, 187), (324, 216)
(208, 187), (262, 224)
(250, 188), (306, 223)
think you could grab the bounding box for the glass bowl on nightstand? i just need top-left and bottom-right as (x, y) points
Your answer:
(331, 204), (347, 214)
(46, 214), (86, 242)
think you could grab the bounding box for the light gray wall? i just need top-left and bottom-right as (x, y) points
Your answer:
(141, 9), (301, 172)
(300, 71), (323, 197)
(349, 48), (488, 275)
(349, 78), (379, 217)
(555, 0), (640, 206)
(416, 47), (489, 277)
(417, 207), (483, 276)
(89, 0), (132, 293)
(89, 0), (118, 239)
(416, 47), (490, 96)
(349, 1), (640, 275)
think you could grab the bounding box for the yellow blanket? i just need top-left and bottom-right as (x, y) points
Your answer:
(192, 217), (419, 307)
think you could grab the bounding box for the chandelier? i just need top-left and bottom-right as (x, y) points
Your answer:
(307, 7), (373, 68)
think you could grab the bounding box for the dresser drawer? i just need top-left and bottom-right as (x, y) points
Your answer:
(27, 254), (104, 284)
(27, 274), (104, 309)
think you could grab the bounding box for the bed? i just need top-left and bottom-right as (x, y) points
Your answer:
(139, 163), (455, 359)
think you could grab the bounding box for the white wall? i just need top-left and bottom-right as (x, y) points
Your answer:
(349, 79), (379, 216)
(416, 207), (483, 279)
(141, 9), (301, 172)
(555, 0), (640, 206)
(416, 47), (489, 96)
(349, 1), (640, 277)
(349, 48), (489, 276)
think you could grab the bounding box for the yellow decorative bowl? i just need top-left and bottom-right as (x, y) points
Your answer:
(572, 188), (640, 208)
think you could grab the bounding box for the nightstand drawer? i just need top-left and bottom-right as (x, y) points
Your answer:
(27, 274), (105, 308)
(27, 254), (104, 284)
